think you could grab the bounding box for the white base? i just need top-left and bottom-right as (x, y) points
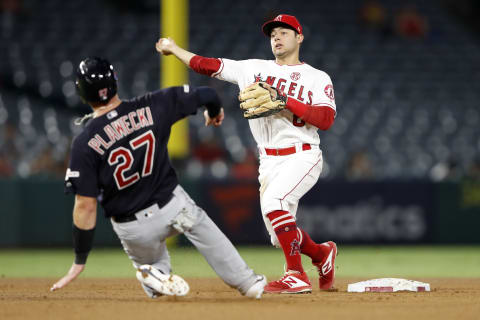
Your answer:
(347, 278), (430, 293)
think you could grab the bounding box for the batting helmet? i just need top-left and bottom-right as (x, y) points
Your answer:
(75, 57), (117, 104)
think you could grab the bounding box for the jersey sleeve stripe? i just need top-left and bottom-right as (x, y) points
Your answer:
(211, 58), (224, 78)
(312, 103), (336, 109)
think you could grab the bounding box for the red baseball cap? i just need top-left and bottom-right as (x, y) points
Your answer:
(262, 14), (303, 36)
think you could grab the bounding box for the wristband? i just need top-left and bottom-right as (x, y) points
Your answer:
(72, 224), (95, 264)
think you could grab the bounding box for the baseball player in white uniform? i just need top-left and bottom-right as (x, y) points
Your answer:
(156, 14), (337, 294)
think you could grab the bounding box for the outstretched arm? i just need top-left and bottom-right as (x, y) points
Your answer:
(156, 37), (222, 76)
(50, 195), (97, 291)
(156, 37), (195, 65)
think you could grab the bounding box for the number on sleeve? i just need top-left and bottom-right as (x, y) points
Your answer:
(108, 130), (155, 190)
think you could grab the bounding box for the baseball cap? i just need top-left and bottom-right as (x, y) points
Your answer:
(262, 14), (303, 36)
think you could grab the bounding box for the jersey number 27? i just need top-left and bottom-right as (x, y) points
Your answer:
(107, 130), (155, 190)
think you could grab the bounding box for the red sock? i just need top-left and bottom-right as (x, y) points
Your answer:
(267, 210), (304, 273)
(298, 228), (330, 262)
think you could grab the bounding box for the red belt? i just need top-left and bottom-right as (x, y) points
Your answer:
(264, 144), (311, 156)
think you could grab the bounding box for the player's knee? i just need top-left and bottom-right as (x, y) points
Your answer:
(261, 198), (289, 216)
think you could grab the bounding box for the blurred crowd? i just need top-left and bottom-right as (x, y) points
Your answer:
(3, 127), (478, 182)
(359, 0), (429, 40)
(0, 123), (68, 179)
(344, 149), (480, 182)
(1, 0), (480, 183)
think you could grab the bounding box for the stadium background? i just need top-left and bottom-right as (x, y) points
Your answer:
(1, 0), (480, 246)
(1, 1), (480, 319)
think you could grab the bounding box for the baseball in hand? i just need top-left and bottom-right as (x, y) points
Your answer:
(156, 38), (173, 55)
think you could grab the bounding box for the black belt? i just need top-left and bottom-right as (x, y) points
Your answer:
(112, 194), (174, 223)
(112, 214), (137, 223)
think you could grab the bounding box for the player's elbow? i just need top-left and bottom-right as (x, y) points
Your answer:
(76, 197), (97, 214)
(313, 107), (335, 130)
(189, 55), (222, 76)
(318, 116), (334, 131)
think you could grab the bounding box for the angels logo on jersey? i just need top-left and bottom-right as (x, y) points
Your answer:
(324, 84), (334, 101)
(251, 74), (314, 105)
(290, 72), (301, 81)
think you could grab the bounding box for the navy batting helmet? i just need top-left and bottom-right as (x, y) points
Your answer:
(75, 57), (117, 104)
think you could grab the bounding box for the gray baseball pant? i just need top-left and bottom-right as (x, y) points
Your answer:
(111, 185), (258, 297)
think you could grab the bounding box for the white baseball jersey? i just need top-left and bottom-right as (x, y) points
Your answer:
(213, 59), (336, 148)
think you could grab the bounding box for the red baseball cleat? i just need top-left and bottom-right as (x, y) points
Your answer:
(313, 241), (337, 290)
(264, 270), (312, 294)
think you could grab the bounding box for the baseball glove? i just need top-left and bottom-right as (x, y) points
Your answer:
(238, 82), (287, 119)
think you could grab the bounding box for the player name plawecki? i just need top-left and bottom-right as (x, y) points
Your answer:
(87, 106), (154, 155)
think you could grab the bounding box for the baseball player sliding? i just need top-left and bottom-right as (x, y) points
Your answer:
(156, 14), (337, 293)
(50, 57), (266, 298)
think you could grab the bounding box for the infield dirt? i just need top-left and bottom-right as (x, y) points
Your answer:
(1, 278), (479, 320)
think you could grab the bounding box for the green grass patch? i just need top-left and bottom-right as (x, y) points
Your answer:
(1, 246), (479, 279)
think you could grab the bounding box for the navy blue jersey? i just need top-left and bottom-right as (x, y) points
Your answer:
(65, 85), (202, 218)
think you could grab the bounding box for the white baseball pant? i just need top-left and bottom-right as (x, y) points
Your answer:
(258, 144), (323, 247)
